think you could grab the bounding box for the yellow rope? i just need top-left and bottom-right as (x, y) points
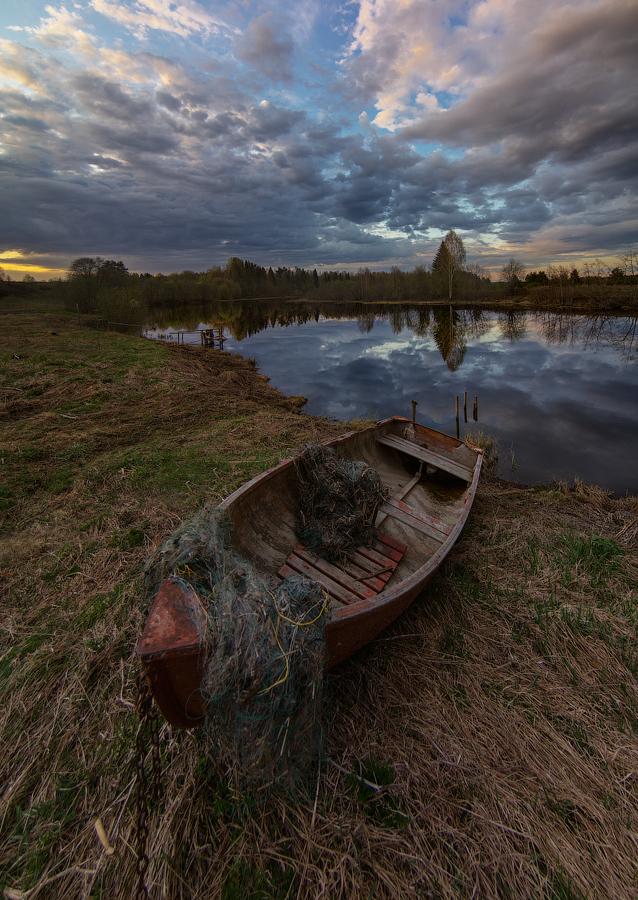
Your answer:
(258, 619), (290, 696)
(272, 590), (329, 628)
(257, 590), (329, 696)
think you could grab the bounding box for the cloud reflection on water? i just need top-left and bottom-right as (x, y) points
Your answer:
(147, 304), (638, 493)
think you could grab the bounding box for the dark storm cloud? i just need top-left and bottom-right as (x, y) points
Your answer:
(236, 14), (294, 83)
(247, 104), (306, 140)
(2, 114), (50, 132)
(156, 90), (181, 112)
(72, 73), (155, 120)
(402, 4), (638, 149)
(86, 120), (179, 154)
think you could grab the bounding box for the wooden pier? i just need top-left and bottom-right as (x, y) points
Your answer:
(141, 326), (226, 349)
(200, 327), (225, 348)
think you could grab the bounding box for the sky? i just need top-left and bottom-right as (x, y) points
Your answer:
(0, 0), (636, 279)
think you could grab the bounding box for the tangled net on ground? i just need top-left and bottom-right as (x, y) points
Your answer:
(295, 443), (389, 561)
(144, 507), (327, 797)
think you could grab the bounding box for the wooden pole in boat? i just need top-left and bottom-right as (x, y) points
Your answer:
(463, 390), (468, 422)
(411, 399), (417, 426)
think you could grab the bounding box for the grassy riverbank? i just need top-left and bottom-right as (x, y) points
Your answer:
(470, 283), (637, 313)
(1, 303), (637, 898)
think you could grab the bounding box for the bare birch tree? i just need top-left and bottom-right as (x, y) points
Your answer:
(432, 230), (466, 300)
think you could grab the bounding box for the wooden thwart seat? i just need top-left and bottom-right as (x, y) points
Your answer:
(278, 532), (407, 606)
(376, 434), (472, 482)
(379, 497), (451, 542)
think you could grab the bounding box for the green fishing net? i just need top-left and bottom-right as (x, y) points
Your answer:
(144, 506), (326, 796)
(295, 443), (388, 561)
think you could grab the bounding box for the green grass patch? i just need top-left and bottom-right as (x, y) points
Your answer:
(440, 623), (465, 657)
(110, 525), (147, 550)
(45, 463), (76, 494)
(545, 868), (585, 900)
(558, 534), (622, 587)
(43, 544), (78, 583)
(55, 442), (89, 462)
(545, 797), (579, 831)
(0, 632), (52, 687)
(551, 715), (596, 758)
(526, 537), (541, 575)
(347, 757), (409, 829)
(3, 769), (83, 891)
(221, 860), (294, 900)
(76, 584), (126, 628)
(125, 445), (231, 492)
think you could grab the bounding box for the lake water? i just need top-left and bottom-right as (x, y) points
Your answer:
(144, 302), (638, 494)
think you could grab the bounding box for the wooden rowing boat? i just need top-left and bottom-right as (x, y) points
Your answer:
(138, 416), (482, 727)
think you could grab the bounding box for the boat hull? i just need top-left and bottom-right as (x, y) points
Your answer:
(325, 577), (427, 667)
(137, 417), (482, 727)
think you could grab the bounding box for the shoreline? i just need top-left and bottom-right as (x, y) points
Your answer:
(2, 305), (637, 898)
(156, 295), (638, 316)
(204, 292), (638, 315)
(5, 287), (637, 317)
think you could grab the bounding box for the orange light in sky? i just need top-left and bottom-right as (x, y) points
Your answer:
(0, 263), (67, 277)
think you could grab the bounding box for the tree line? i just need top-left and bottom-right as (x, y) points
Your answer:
(5, 230), (633, 313)
(59, 231), (496, 318)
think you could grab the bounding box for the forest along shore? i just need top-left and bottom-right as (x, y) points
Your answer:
(1, 302), (637, 899)
(4, 251), (638, 322)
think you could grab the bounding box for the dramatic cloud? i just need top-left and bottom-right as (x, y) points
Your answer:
(236, 14), (294, 83)
(0, 0), (636, 276)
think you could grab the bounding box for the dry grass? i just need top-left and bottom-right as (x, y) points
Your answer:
(1, 303), (638, 898)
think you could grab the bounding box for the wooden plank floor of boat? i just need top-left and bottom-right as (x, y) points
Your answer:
(278, 532), (407, 607)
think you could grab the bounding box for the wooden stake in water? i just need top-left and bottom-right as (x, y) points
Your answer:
(473, 395), (479, 421)
(455, 395), (460, 439)
(463, 390), (468, 423)
(411, 399), (417, 426)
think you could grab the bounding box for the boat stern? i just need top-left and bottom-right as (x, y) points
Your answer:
(137, 576), (207, 728)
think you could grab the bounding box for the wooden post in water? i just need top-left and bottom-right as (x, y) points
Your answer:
(411, 399), (417, 426)
(473, 395), (478, 421)
(463, 390), (468, 423)
(455, 395), (460, 439)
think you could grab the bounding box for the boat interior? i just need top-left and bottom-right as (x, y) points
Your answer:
(222, 418), (480, 611)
